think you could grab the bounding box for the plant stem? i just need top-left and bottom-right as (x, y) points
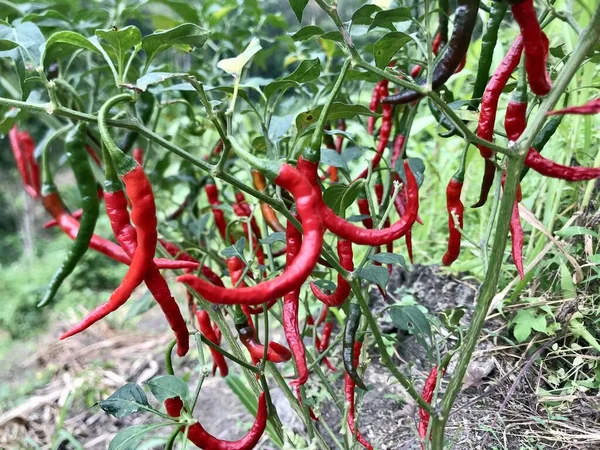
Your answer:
(430, 6), (600, 448)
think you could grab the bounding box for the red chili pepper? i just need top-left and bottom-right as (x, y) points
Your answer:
(345, 341), (373, 450)
(410, 64), (423, 78)
(548, 98), (600, 116)
(9, 126), (40, 199)
(509, 200), (525, 279)
(367, 82), (385, 135)
(159, 239), (224, 287)
(43, 208), (83, 228)
(42, 191), (194, 270)
(251, 170), (286, 233)
(85, 145), (102, 167)
(196, 308), (229, 377)
(236, 321), (292, 364)
(165, 393), (267, 450)
(355, 81), (392, 181)
(61, 168), (190, 356)
(306, 313), (337, 372)
(391, 133), (406, 170)
(473, 36), (524, 208)
(283, 216), (309, 386)
(205, 177), (228, 242)
(418, 365), (444, 447)
(442, 175), (464, 266)
(504, 92), (600, 181)
(477, 36), (524, 159)
(310, 239), (353, 307)
(132, 147), (144, 165)
(357, 192), (374, 230)
(298, 158), (419, 246)
(178, 164), (323, 305)
(510, 0), (551, 96)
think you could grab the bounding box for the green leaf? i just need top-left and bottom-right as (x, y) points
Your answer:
(108, 425), (156, 450)
(145, 375), (189, 405)
(320, 31), (343, 42)
(352, 4), (382, 26)
(260, 232), (286, 245)
(395, 157), (426, 187)
(135, 72), (188, 91)
(142, 23), (209, 69)
(296, 102), (379, 135)
(512, 309), (547, 343)
(221, 237), (247, 260)
(96, 25), (142, 75)
(368, 7), (413, 31)
(321, 148), (348, 171)
(389, 305), (432, 349)
(560, 263), (577, 299)
(99, 383), (150, 418)
(42, 31), (100, 69)
(148, 0), (200, 23)
(289, 0), (309, 23)
(370, 253), (406, 266)
(264, 58), (321, 98)
(554, 226), (600, 238)
(0, 39), (17, 51)
(373, 32), (411, 68)
(291, 25), (324, 41)
(440, 307), (466, 330)
(323, 181), (363, 216)
(359, 264), (389, 292)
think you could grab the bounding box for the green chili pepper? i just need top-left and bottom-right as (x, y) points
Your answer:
(118, 91), (155, 153)
(470, 1), (508, 108)
(343, 300), (367, 390)
(39, 123), (100, 306)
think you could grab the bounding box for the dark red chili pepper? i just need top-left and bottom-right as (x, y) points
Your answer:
(382, 0), (480, 105)
(418, 365), (445, 447)
(165, 393), (267, 450)
(298, 157), (418, 246)
(310, 239), (353, 307)
(367, 82), (385, 135)
(473, 36), (524, 208)
(196, 308), (229, 377)
(509, 0), (551, 96)
(236, 319), (292, 364)
(283, 215), (309, 386)
(9, 125), (40, 199)
(251, 170), (286, 233)
(159, 239), (224, 287)
(355, 81), (392, 181)
(345, 340), (373, 450)
(61, 153), (190, 356)
(178, 163), (323, 306)
(548, 99), (600, 116)
(476, 36), (524, 159)
(205, 177), (228, 242)
(306, 313), (337, 372)
(442, 174), (464, 266)
(357, 191), (374, 230)
(391, 133), (406, 170)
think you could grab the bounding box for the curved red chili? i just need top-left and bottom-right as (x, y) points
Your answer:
(418, 365), (445, 447)
(9, 126), (40, 199)
(310, 239), (353, 307)
(345, 341), (373, 450)
(205, 177), (228, 242)
(236, 321), (292, 364)
(442, 176), (464, 266)
(283, 216), (309, 386)
(132, 147), (144, 165)
(298, 158), (419, 246)
(177, 164), (323, 306)
(509, 0), (551, 96)
(159, 239), (224, 287)
(548, 99), (600, 116)
(367, 82), (385, 135)
(165, 393), (267, 450)
(375, 177), (395, 269)
(196, 308), (229, 377)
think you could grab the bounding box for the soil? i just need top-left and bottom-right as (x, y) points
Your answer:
(0, 265), (598, 450)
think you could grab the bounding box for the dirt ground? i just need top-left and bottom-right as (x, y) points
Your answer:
(1, 265), (598, 449)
